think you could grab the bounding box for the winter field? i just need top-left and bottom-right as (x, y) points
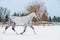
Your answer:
(0, 24), (60, 40)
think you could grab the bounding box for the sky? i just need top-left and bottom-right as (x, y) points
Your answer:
(0, 0), (60, 17)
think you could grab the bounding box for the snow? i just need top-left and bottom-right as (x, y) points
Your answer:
(0, 25), (60, 40)
(0, 13), (60, 40)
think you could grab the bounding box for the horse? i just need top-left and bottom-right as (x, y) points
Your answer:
(3, 11), (37, 35)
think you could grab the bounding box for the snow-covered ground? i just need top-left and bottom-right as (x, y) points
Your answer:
(0, 25), (60, 40)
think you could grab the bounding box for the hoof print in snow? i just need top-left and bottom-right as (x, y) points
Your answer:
(20, 33), (23, 35)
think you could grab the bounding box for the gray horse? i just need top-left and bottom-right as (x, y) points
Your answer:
(3, 11), (37, 35)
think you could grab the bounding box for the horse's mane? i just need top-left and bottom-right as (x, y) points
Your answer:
(25, 12), (32, 16)
(21, 11), (36, 17)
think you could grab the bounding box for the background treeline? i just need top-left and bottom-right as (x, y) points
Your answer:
(0, 7), (10, 22)
(0, 14), (9, 22)
(12, 12), (19, 16)
(49, 16), (60, 22)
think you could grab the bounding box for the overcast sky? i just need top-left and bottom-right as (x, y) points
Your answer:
(0, 0), (60, 17)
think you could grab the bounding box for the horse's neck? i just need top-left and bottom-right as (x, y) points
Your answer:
(27, 12), (36, 20)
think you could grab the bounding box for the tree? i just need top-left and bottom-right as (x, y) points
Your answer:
(13, 12), (19, 16)
(0, 7), (10, 22)
(52, 16), (57, 22)
(0, 15), (2, 22)
(5, 14), (9, 21)
(49, 16), (52, 22)
(40, 10), (48, 21)
(1, 8), (10, 19)
(16, 14), (19, 16)
(13, 12), (16, 16)
(57, 17), (60, 22)
(52, 16), (60, 22)
(27, 3), (40, 13)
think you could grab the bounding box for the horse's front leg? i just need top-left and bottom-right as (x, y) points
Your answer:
(12, 23), (18, 35)
(20, 26), (27, 35)
(29, 25), (36, 34)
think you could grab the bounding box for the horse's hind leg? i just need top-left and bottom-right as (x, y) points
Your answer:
(12, 24), (18, 35)
(3, 25), (10, 33)
(29, 25), (36, 34)
(20, 26), (27, 35)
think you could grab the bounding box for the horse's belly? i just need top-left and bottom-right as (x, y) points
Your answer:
(16, 22), (27, 26)
(11, 16), (30, 26)
(14, 19), (28, 26)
